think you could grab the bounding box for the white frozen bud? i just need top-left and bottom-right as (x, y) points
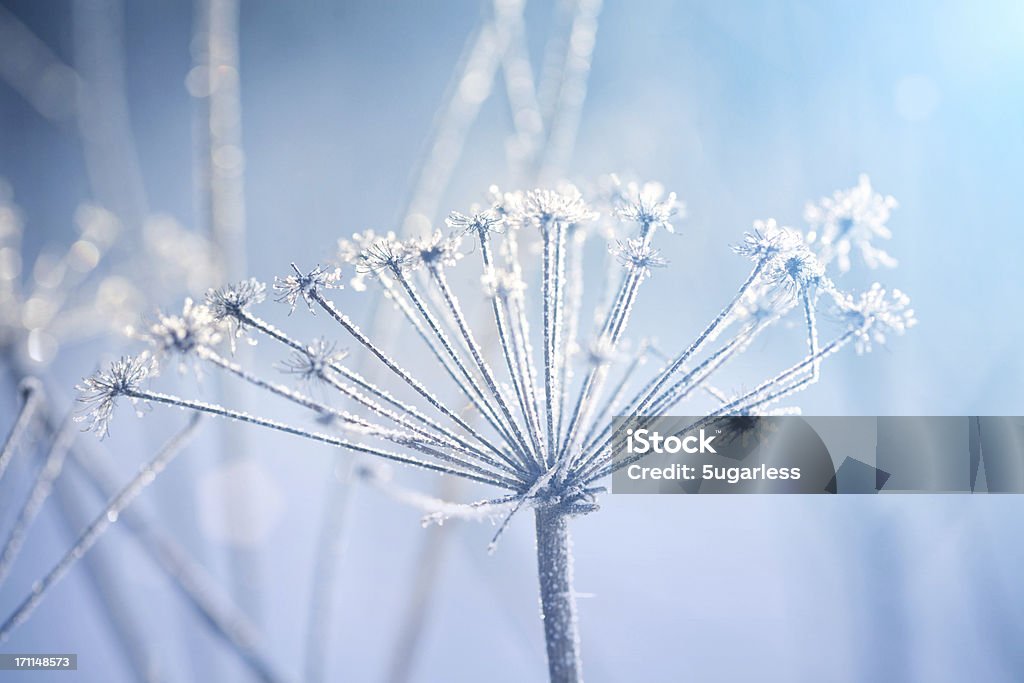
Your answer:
(609, 238), (668, 278)
(75, 355), (157, 438)
(804, 174), (898, 272)
(517, 186), (597, 229)
(733, 219), (804, 262)
(612, 180), (681, 234)
(405, 231), (464, 270)
(445, 209), (504, 236)
(273, 264), (342, 313)
(279, 338), (348, 381)
(834, 282), (916, 353)
(355, 238), (414, 277)
(337, 230), (391, 291)
(145, 298), (222, 359)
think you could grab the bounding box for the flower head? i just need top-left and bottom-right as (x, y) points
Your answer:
(445, 209), (504, 236)
(733, 219), (804, 262)
(337, 230), (389, 291)
(610, 238), (668, 278)
(143, 298), (222, 366)
(833, 282), (916, 353)
(517, 186), (597, 229)
(206, 278), (266, 322)
(279, 338), (348, 381)
(273, 264), (341, 313)
(405, 231), (464, 270)
(737, 220), (829, 300)
(764, 245), (827, 299)
(75, 355), (156, 437)
(205, 278), (266, 350)
(612, 180), (681, 235)
(355, 238), (414, 277)
(487, 186), (526, 223)
(805, 174), (898, 272)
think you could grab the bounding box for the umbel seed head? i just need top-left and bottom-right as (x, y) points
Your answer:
(75, 355), (156, 438)
(274, 264), (342, 313)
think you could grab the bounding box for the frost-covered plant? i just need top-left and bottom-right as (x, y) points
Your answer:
(804, 174), (898, 272)
(78, 180), (914, 682)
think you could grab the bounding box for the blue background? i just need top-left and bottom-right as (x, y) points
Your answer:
(1, 1), (1022, 681)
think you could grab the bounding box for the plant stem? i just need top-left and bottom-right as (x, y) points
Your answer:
(534, 506), (582, 683)
(0, 414), (202, 644)
(0, 377), (43, 483)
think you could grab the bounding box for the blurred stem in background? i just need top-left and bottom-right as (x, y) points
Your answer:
(192, 0), (247, 280)
(51, 462), (160, 682)
(383, 476), (460, 683)
(302, 460), (356, 683)
(0, 355), (286, 680)
(0, 378), (42, 482)
(72, 0), (149, 241)
(191, 0), (261, 627)
(0, 5), (80, 124)
(394, 0), (518, 238)
(0, 1), (147, 249)
(535, 0), (600, 186)
(0, 3), (262, 674)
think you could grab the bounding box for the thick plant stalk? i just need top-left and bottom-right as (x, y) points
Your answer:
(535, 506), (582, 683)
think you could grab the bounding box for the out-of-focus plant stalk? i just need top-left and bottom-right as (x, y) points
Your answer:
(72, 0), (149, 237)
(0, 378), (42, 483)
(191, 0), (260, 626)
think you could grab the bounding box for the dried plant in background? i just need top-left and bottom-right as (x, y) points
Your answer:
(70, 176), (913, 681)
